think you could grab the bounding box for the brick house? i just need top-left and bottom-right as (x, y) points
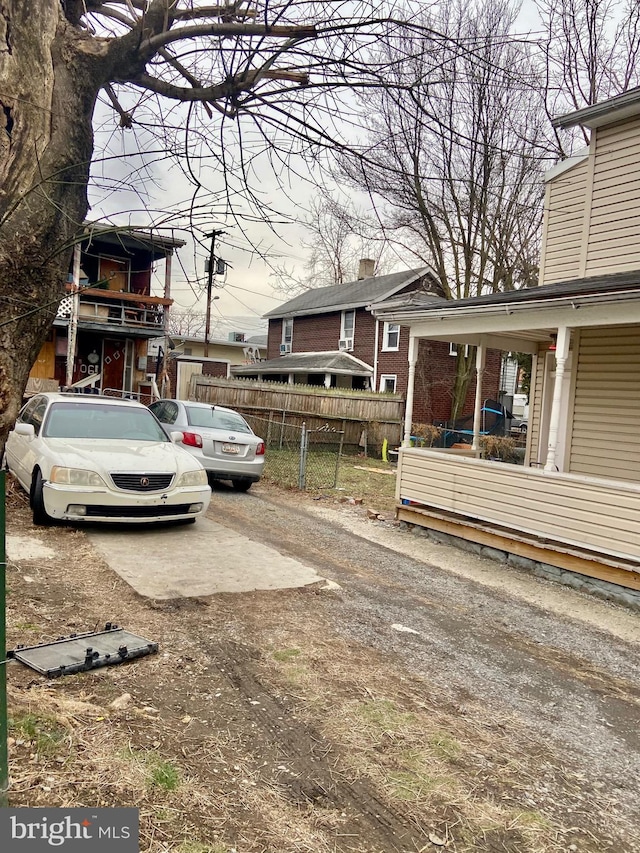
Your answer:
(233, 262), (501, 425)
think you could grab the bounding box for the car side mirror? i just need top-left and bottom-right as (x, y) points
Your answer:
(15, 422), (35, 439)
(169, 430), (184, 443)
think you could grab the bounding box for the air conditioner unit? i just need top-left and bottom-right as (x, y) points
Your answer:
(280, 343), (292, 355)
(338, 338), (354, 351)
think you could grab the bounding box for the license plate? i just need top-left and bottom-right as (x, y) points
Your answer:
(222, 443), (239, 454)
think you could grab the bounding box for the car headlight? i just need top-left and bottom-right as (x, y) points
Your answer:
(177, 468), (208, 487)
(50, 466), (106, 487)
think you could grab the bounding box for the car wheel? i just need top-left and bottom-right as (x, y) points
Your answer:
(31, 470), (52, 526)
(231, 479), (252, 492)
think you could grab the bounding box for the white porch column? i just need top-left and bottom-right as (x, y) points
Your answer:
(402, 334), (418, 447)
(471, 341), (487, 452)
(65, 243), (81, 388)
(324, 373), (332, 388)
(544, 326), (571, 472)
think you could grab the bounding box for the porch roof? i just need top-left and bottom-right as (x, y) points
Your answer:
(369, 271), (640, 354)
(81, 222), (186, 260)
(231, 350), (373, 377)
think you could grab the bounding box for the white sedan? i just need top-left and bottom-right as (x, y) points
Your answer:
(5, 393), (211, 526)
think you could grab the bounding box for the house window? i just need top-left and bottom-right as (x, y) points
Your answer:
(379, 374), (397, 393)
(449, 342), (470, 357)
(282, 318), (293, 346)
(382, 322), (400, 351)
(341, 309), (355, 341)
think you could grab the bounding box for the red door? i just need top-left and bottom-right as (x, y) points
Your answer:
(102, 339), (126, 393)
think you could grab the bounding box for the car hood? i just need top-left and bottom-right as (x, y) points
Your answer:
(44, 438), (200, 473)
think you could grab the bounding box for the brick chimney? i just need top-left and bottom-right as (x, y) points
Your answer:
(357, 258), (375, 279)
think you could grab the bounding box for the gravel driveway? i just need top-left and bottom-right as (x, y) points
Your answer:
(209, 482), (640, 850)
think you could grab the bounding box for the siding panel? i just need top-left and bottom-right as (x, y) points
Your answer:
(397, 450), (640, 564)
(585, 116), (640, 272)
(541, 160), (587, 284)
(568, 325), (640, 482)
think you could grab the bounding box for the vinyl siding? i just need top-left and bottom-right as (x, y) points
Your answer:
(584, 116), (640, 275)
(528, 346), (546, 464)
(568, 325), (640, 482)
(541, 160), (588, 285)
(397, 449), (640, 564)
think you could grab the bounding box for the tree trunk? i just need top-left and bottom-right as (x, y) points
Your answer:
(450, 349), (475, 423)
(0, 1), (103, 449)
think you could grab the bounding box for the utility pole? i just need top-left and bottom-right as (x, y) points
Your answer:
(204, 229), (225, 358)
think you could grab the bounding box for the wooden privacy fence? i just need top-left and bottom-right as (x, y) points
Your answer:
(189, 376), (404, 452)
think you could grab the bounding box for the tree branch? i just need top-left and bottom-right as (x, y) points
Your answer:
(138, 22), (317, 54)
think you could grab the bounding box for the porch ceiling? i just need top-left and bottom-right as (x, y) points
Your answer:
(414, 328), (555, 355)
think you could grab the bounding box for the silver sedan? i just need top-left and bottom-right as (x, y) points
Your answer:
(149, 400), (265, 491)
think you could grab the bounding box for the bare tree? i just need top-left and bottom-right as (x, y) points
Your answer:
(0, 0), (438, 450)
(335, 0), (549, 418)
(536, 0), (640, 154)
(167, 310), (208, 338)
(272, 194), (395, 294)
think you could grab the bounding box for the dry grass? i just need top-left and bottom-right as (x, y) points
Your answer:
(333, 454), (398, 513)
(262, 628), (584, 853)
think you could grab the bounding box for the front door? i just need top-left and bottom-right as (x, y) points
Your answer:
(102, 339), (126, 393)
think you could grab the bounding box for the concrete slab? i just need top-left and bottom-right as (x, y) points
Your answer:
(6, 535), (56, 561)
(86, 517), (324, 599)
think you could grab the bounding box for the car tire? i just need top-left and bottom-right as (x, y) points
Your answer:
(231, 479), (252, 492)
(31, 470), (52, 526)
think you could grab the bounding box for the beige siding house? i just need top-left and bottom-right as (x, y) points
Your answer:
(371, 88), (640, 594)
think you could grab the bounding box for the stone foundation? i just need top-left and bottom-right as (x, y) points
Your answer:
(399, 522), (640, 612)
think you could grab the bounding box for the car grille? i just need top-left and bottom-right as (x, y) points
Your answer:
(84, 504), (192, 518)
(110, 473), (174, 492)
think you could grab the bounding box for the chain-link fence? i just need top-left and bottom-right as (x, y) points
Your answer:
(243, 414), (344, 490)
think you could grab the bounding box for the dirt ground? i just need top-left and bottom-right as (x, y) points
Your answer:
(4, 475), (640, 853)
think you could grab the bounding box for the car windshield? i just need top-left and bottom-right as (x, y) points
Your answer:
(185, 406), (251, 434)
(44, 401), (170, 442)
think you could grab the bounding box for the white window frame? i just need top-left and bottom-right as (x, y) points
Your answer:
(449, 342), (470, 357)
(379, 374), (397, 393)
(282, 317), (293, 346)
(340, 309), (355, 341)
(382, 322), (400, 351)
